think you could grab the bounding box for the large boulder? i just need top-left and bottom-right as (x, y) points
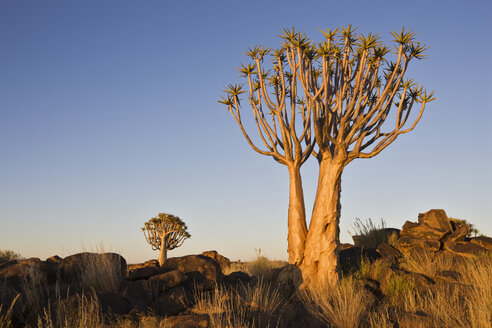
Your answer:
(127, 260), (160, 281)
(148, 269), (187, 292)
(376, 243), (402, 261)
(201, 250), (231, 271)
(96, 292), (131, 315)
(417, 209), (453, 233)
(59, 252), (127, 284)
(153, 286), (191, 316)
(0, 257), (55, 290)
(400, 221), (449, 240)
(164, 255), (223, 282)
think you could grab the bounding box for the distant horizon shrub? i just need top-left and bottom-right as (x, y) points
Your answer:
(0, 250), (22, 263)
(449, 217), (480, 237)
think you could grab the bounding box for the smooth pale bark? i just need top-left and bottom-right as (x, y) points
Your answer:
(300, 158), (344, 287)
(287, 165), (308, 265)
(158, 235), (167, 266)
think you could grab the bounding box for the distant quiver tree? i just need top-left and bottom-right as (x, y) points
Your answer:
(142, 213), (191, 266)
(220, 26), (435, 287)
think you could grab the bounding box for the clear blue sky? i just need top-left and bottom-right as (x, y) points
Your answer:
(1, 0), (491, 263)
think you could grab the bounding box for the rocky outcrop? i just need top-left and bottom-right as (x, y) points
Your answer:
(393, 209), (489, 257)
(164, 255), (224, 282)
(201, 250), (231, 270)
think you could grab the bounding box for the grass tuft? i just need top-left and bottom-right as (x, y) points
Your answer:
(300, 277), (372, 328)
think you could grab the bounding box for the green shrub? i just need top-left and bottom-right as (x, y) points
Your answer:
(386, 275), (415, 304)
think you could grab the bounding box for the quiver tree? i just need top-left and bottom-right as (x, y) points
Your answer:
(142, 213), (191, 266)
(221, 26), (434, 288)
(219, 45), (316, 265)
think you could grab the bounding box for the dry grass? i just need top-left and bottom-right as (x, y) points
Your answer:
(300, 277), (373, 328)
(192, 279), (284, 328)
(0, 294), (19, 328)
(38, 291), (105, 328)
(78, 253), (122, 294)
(396, 256), (492, 328)
(224, 250), (286, 278)
(350, 218), (392, 249)
(400, 248), (459, 279)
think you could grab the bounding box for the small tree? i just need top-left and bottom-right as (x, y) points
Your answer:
(142, 213), (191, 266)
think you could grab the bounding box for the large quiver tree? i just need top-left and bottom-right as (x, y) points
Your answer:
(277, 26), (435, 287)
(142, 213), (191, 266)
(219, 46), (315, 265)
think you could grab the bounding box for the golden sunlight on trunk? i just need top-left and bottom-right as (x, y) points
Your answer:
(287, 165), (308, 265)
(300, 159), (343, 288)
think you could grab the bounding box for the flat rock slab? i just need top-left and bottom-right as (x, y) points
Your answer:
(470, 236), (492, 250)
(443, 241), (488, 257)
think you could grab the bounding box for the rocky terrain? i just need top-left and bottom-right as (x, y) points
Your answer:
(0, 209), (491, 327)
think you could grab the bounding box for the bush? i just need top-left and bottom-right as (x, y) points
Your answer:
(0, 250), (22, 263)
(350, 218), (395, 249)
(449, 217), (480, 237)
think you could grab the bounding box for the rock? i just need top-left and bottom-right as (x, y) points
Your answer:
(148, 269), (187, 292)
(0, 258), (46, 290)
(400, 221), (449, 240)
(469, 236), (492, 250)
(351, 228), (400, 249)
(399, 312), (434, 328)
(183, 271), (216, 292)
(45, 255), (62, 264)
(339, 246), (362, 275)
(154, 286), (191, 316)
(223, 271), (251, 285)
(435, 270), (461, 284)
(442, 224), (469, 243)
(418, 209), (453, 233)
(443, 241), (488, 257)
(164, 255), (223, 282)
(36, 260), (59, 283)
(59, 252), (127, 283)
(376, 243), (402, 260)
(96, 292), (131, 315)
(339, 243), (355, 250)
(227, 271), (250, 281)
(377, 266), (432, 294)
(122, 280), (150, 304)
(127, 260), (160, 281)
(160, 314), (210, 328)
(356, 278), (382, 300)
(394, 237), (441, 252)
(277, 264), (303, 289)
(201, 251), (231, 270)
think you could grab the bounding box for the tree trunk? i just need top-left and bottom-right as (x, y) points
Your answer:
(158, 234), (167, 266)
(300, 158), (344, 287)
(287, 165), (308, 265)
